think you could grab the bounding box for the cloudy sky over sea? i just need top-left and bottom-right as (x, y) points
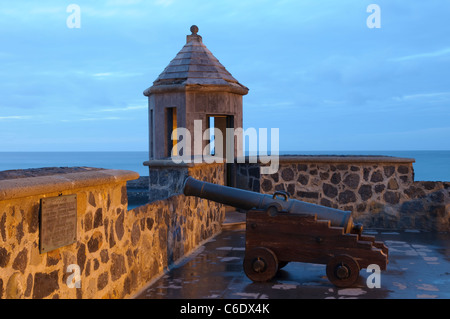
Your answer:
(0, 0), (449, 151)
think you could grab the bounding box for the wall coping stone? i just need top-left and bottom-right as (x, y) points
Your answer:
(144, 156), (225, 168)
(248, 155), (416, 165)
(145, 83), (249, 95)
(0, 168), (139, 201)
(144, 155), (415, 168)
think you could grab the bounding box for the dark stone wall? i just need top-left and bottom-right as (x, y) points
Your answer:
(144, 162), (225, 203)
(258, 158), (449, 231)
(235, 162), (260, 192)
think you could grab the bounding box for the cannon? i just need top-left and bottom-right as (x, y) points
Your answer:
(184, 176), (361, 234)
(183, 177), (388, 287)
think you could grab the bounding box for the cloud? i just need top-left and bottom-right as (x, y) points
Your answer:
(60, 116), (123, 122)
(92, 72), (113, 77)
(154, 0), (175, 7)
(80, 117), (122, 121)
(245, 101), (295, 109)
(97, 105), (147, 112)
(391, 47), (450, 62)
(106, 0), (143, 5)
(393, 92), (450, 102)
(0, 115), (31, 120)
(0, 4), (63, 17)
(92, 72), (143, 78)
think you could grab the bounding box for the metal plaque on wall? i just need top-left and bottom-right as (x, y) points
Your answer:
(40, 194), (77, 254)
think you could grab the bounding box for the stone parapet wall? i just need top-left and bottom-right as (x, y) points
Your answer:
(259, 156), (450, 232)
(0, 166), (224, 299)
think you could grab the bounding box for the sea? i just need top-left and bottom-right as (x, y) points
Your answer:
(0, 151), (449, 182)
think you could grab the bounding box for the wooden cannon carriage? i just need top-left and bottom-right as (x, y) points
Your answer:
(183, 177), (389, 288)
(244, 207), (388, 287)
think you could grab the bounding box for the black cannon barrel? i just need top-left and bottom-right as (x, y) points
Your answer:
(183, 177), (358, 233)
(183, 176), (263, 210)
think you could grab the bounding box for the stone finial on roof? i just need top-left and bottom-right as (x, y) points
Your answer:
(186, 25), (202, 43)
(190, 25), (199, 34)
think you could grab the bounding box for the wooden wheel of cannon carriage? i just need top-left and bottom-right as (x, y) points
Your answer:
(326, 254), (360, 288)
(244, 247), (278, 282)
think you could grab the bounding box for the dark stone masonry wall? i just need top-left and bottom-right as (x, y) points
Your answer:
(143, 160), (225, 203)
(235, 162), (260, 192)
(147, 167), (189, 203)
(258, 156), (450, 232)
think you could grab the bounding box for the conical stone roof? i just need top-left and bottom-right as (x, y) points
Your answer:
(144, 26), (248, 95)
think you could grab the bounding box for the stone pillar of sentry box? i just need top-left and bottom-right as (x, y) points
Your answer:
(143, 157), (225, 203)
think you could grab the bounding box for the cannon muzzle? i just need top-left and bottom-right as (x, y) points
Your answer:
(183, 176), (362, 234)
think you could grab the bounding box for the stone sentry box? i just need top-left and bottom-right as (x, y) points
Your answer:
(142, 25), (249, 202)
(143, 25), (248, 162)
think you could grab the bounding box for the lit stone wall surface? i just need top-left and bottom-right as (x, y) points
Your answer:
(0, 165), (224, 299)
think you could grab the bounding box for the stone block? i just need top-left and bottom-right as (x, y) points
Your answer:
(374, 184), (385, 193)
(260, 179), (273, 192)
(281, 167), (295, 181)
(383, 166), (395, 178)
(404, 186), (426, 199)
(323, 183), (338, 198)
(358, 184), (373, 201)
(6, 272), (24, 299)
(97, 272), (109, 291)
(77, 243), (86, 274)
(93, 208), (103, 228)
(297, 174), (309, 186)
(370, 171), (384, 183)
(338, 190), (356, 204)
(330, 172), (341, 185)
(270, 172), (279, 183)
(87, 231), (103, 253)
(252, 179), (260, 193)
(343, 173), (360, 189)
(248, 166), (260, 178)
(296, 191), (319, 199)
(384, 191), (400, 205)
(398, 165), (409, 174)
(111, 253), (126, 282)
(32, 271), (59, 299)
(387, 178), (399, 190)
(0, 247), (10, 268)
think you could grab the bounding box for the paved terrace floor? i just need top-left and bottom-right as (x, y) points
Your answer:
(134, 212), (450, 300)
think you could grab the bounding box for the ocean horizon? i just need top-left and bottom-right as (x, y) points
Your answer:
(0, 150), (449, 182)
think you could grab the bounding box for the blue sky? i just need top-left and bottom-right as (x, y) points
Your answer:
(0, 0), (449, 151)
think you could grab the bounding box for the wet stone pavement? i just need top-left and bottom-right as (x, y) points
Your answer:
(134, 228), (450, 299)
